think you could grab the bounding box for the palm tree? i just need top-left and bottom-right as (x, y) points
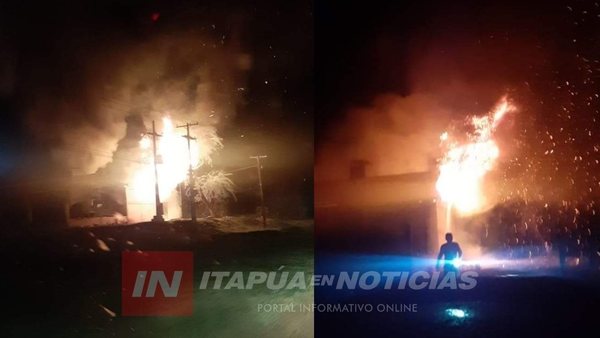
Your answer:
(193, 170), (235, 216)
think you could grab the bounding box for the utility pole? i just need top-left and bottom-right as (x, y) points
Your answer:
(176, 122), (199, 222)
(250, 155), (268, 227)
(146, 120), (164, 222)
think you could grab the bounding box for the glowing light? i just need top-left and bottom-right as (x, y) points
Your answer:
(436, 96), (515, 215)
(129, 117), (200, 204)
(139, 136), (151, 149)
(446, 308), (467, 318)
(451, 257), (462, 268)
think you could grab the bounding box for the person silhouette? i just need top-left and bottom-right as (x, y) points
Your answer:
(436, 233), (463, 272)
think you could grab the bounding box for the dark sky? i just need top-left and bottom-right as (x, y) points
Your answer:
(316, 0), (600, 202)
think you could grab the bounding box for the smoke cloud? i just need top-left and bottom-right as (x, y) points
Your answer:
(316, 94), (452, 181)
(316, 5), (548, 186)
(24, 31), (249, 178)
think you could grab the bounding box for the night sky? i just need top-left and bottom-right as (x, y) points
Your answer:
(316, 0), (600, 204)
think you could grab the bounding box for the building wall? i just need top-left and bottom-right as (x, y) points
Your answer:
(316, 171), (441, 254)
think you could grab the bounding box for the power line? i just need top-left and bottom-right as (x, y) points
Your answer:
(176, 121), (199, 222)
(144, 120), (164, 222)
(250, 155), (268, 228)
(226, 165), (257, 173)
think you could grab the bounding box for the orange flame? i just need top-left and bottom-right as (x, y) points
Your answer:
(436, 96), (514, 214)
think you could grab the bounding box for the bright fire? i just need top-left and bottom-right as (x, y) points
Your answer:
(436, 96), (515, 215)
(129, 117), (200, 203)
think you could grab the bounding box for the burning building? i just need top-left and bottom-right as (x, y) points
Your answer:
(316, 96), (515, 256)
(10, 28), (251, 227)
(65, 116), (225, 226)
